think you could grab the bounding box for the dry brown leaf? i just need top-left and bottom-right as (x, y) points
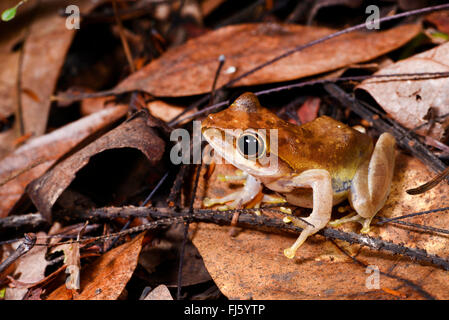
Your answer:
(192, 153), (449, 299)
(0, 1), (38, 157)
(5, 232), (48, 300)
(426, 10), (449, 34)
(146, 100), (189, 122)
(0, 0), (36, 120)
(358, 41), (449, 140)
(51, 242), (81, 290)
(19, 0), (105, 137)
(115, 23), (421, 97)
(0, 106), (128, 217)
(81, 96), (189, 123)
(46, 232), (145, 300)
(26, 111), (165, 222)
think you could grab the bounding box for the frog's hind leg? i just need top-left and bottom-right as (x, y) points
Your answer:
(330, 133), (396, 233)
(283, 169), (333, 259)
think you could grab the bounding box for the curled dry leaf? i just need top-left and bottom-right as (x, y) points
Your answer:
(5, 232), (48, 300)
(26, 111), (165, 222)
(19, 0), (106, 137)
(46, 233), (145, 300)
(115, 23), (421, 97)
(192, 153), (449, 299)
(0, 106), (128, 217)
(50, 242), (81, 290)
(358, 41), (449, 140)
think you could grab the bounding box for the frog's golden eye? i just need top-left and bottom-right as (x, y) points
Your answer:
(237, 130), (266, 159)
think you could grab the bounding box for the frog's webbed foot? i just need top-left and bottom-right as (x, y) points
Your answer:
(282, 169), (333, 259)
(337, 132), (396, 234)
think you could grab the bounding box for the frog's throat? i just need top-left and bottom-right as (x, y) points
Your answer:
(202, 132), (279, 177)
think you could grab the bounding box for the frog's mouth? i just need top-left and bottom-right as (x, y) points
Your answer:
(201, 127), (279, 177)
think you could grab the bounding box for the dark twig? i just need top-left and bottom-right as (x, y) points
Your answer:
(387, 220), (449, 236)
(177, 162), (203, 300)
(49, 206), (449, 271)
(406, 166), (449, 195)
(112, 0), (135, 73)
(171, 72), (449, 126)
(0, 233), (36, 274)
(167, 165), (189, 207)
(142, 171), (169, 206)
(0, 213), (46, 232)
(376, 207), (449, 225)
(209, 55), (226, 105)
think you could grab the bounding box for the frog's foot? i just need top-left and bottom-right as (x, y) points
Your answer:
(329, 213), (373, 233)
(203, 191), (243, 209)
(262, 194), (287, 204)
(217, 170), (248, 183)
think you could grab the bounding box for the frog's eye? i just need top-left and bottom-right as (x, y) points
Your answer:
(237, 130), (266, 159)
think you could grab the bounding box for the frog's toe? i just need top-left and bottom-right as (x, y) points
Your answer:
(360, 217), (374, 233)
(202, 191), (242, 208)
(328, 212), (357, 227)
(329, 213), (373, 233)
(262, 194), (287, 204)
(284, 247), (296, 259)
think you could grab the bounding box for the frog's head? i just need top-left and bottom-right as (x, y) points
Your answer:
(201, 92), (285, 177)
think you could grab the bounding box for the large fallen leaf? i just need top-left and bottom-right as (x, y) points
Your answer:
(115, 23), (420, 97)
(0, 106), (128, 217)
(46, 232), (145, 300)
(26, 111), (165, 222)
(19, 0), (105, 137)
(358, 41), (449, 140)
(192, 153), (449, 299)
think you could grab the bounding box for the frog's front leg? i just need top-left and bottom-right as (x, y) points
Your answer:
(203, 174), (262, 209)
(203, 174), (263, 233)
(283, 169), (333, 259)
(330, 133), (396, 233)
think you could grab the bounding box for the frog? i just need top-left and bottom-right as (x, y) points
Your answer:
(201, 92), (396, 259)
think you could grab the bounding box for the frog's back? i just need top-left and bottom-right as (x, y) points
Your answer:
(277, 116), (373, 193)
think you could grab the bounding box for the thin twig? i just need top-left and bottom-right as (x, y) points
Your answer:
(177, 162), (202, 300)
(209, 55), (226, 105)
(0, 233), (36, 274)
(376, 207), (449, 225)
(46, 206), (449, 271)
(112, 0), (135, 73)
(170, 71), (449, 126)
